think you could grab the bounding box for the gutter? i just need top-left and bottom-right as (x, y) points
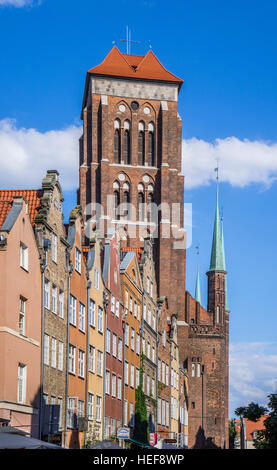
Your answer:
(64, 261), (73, 448)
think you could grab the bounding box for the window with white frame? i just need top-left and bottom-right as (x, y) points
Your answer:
(88, 345), (95, 373)
(94, 268), (99, 289)
(137, 304), (140, 321)
(134, 301), (137, 318)
(197, 363), (201, 377)
(69, 295), (76, 325)
(125, 291), (128, 309)
(157, 398), (161, 424)
(151, 378), (155, 397)
(143, 304), (146, 320)
(44, 334), (49, 365)
(78, 350), (85, 378)
(115, 300), (119, 317)
(147, 342), (150, 359)
(98, 306), (103, 333)
(20, 242), (28, 270)
(96, 396), (102, 422)
(79, 302), (85, 332)
(52, 232), (57, 263)
(112, 333), (117, 357)
(58, 341), (63, 371)
(166, 364), (169, 385)
(17, 364), (26, 404)
(118, 338), (122, 361)
(166, 401), (169, 427)
(129, 296), (132, 313)
(162, 361), (165, 384)
(142, 338), (145, 354)
(106, 329), (111, 353)
(162, 400), (166, 425)
(136, 333), (140, 355)
(131, 328), (135, 351)
(136, 368), (140, 389)
(117, 377), (122, 400)
(67, 397), (75, 428)
(69, 344), (76, 374)
(77, 400), (84, 426)
(97, 350), (103, 376)
(130, 364), (134, 388)
(147, 308), (151, 325)
(89, 299), (95, 327)
(191, 363), (195, 377)
(146, 276), (150, 294)
(58, 290), (64, 318)
(152, 346), (155, 363)
(112, 374), (116, 397)
(147, 375), (150, 396)
(44, 279), (50, 309)
(105, 370), (110, 394)
(124, 361), (129, 385)
(19, 297), (26, 335)
(88, 393), (94, 420)
(51, 338), (56, 368)
(52, 285), (57, 314)
(150, 282), (153, 298)
(111, 295), (115, 313)
(75, 247), (81, 273)
(125, 323), (129, 347)
(152, 314), (156, 331)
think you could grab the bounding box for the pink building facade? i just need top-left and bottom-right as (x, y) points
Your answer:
(0, 195), (41, 437)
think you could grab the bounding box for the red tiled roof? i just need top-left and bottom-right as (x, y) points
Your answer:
(245, 415), (269, 440)
(0, 190), (43, 226)
(121, 246), (143, 263)
(88, 46), (183, 86)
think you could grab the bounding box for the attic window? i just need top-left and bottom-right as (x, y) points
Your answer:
(132, 65), (137, 72)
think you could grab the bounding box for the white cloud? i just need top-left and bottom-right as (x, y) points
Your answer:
(2, 118), (277, 193)
(0, 0), (40, 7)
(0, 119), (82, 190)
(229, 342), (277, 417)
(182, 137), (277, 189)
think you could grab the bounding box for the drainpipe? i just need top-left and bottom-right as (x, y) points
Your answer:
(39, 238), (51, 441)
(64, 261), (73, 448)
(169, 342), (173, 437)
(85, 278), (91, 446)
(102, 289), (108, 441)
(156, 304), (161, 435)
(122, 304), (127, 449)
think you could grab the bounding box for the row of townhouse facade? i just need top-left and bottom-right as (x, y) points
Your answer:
(0, 170), (188, 448)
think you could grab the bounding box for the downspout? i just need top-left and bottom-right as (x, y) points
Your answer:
(156, 304), (161, 435)
(39, 238), (51, 440)
(64, 261), (73, 448)
(122, 304), (127, 448)
(102, 289), (108, 441)
(85, 278), (91, 446)
(169, 342), (172, 437)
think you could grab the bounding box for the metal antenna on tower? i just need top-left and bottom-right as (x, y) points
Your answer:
(120, 26), (140, 54)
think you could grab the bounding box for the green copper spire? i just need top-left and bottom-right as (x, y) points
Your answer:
(195, 265), (201, 304)
(221, 221), (229, 311)
(209, 184), (225, 271)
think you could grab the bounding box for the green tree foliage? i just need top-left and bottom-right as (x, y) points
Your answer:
(229, 419), (237, 449)
(235, 402), (268, 422)
(133, 354), (149, 445)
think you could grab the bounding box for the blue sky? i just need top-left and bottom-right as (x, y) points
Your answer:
(1, 0), (277, 416)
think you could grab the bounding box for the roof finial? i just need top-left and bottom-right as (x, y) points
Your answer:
(195, 244), (201, 304)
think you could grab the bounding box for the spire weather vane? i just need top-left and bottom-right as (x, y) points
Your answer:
(195, 244), (200, 256)
(120, 26), (140, 55)
(214, 157), (220, 181)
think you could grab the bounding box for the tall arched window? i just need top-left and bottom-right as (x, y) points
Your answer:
(148, 123), (155, 166)
(123, 130), (130, 164)
(138, 122), (145, 166)
(123, 182), (130, 219)
(147, 192), (154, 221)
(114, 119), (121, 163)
(138, 192), (144, 221)
(114, 191), (120, 220)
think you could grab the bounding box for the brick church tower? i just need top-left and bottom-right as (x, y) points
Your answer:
(78, 46), (229, 448)
(78, 45), (186, 316)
